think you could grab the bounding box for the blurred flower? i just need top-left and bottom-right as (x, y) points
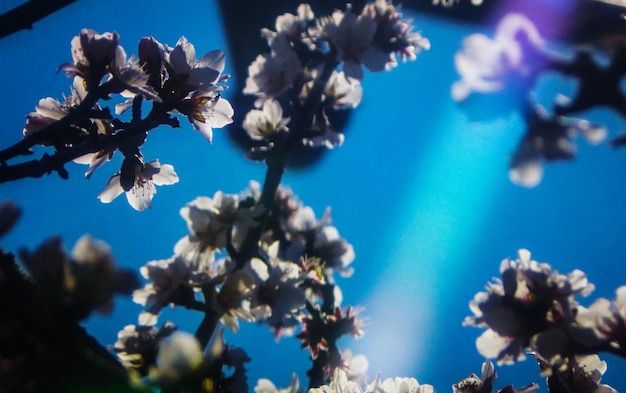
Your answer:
(464, 249), (594, 364)
(453, 360), (496, 393)
(0, 200), (21, 238)
(324, 71), (362, 110)
(154, 331), (203, 381)
(509, 107), (607, 188)
(539, 355), (617, 393)
(261, 3), (316, 52)
(322, 5), (378, 81)
(243, 99), (290, 141)
(255, 373), (299, 393)
(112, 322), (177, 375)
(452, 13), (543, 102)
(98, 158), (179, 211)
(19, 235), (138, 320)
(244, 51), (302, 104)
(570, 286), (626, 348)
(361, 0), (430, 63)
(133, 256), (192, 326)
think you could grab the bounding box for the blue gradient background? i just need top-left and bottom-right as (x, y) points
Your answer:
(1, 1), (626, 392)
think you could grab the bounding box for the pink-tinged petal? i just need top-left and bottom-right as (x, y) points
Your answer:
(152, 164), (179, 186)
(98, 175), (124, 203)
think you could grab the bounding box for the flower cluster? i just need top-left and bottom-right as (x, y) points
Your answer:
(451, 12), (626, 187)
(464, 249), (621, 392)
(14, 29), (234, 210)
(243, 2), (428, 157)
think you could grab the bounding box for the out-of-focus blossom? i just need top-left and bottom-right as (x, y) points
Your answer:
(570, 286), (626, 348)
(464, 249), (594, 364)
(112, 322), (177, 375)
(361, 0), (430, 63)
(341, 350), (369, 384)
(262, 3), (316, 52)
(538, 355), (617, 393)
(322, 5), (379, 81)
(509, 107), (607, 188)
(98, 158), (179, 211)
(452, 13), (543, 102)
(255, 373), (299, 393)
(453, 360), (496, 393)
(19, 235), (138, 320)
(433, 0), (483, 6)
(324, 1), (429, 81)
(243, 99), (290, 141)
(133, 256), (192, 325)
(324, 71), (363, 110)
(0, 200), (21, 238)
(154, 331), (203, 381)
(244, 51), (303, 104)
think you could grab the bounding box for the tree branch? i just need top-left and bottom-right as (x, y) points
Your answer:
(0, 0), (79, 39)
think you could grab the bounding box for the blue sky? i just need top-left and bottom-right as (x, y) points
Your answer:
(1, 1), (626, 391)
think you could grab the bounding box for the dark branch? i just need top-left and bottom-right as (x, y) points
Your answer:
(0, 0), (79, 39)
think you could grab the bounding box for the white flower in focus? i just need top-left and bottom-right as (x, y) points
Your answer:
(255, 373), (299, 393)
(155, 332), (203, 380)
(182, 91), (234, 143)
(452, 13), (543, 101)
(109, 44), (160, 102)
(98, 159), (179, 211)
(59, 28), (120, 82)
(166, 37), (226, 90)
(243, 99), (290, 140)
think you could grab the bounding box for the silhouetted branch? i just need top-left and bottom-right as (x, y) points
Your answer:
(0, 0), (79, 39)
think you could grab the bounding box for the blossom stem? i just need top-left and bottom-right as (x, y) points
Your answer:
(0, 90), (101, 164)
(235, 56), (340, 268)
(0, 106), (177, 183)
